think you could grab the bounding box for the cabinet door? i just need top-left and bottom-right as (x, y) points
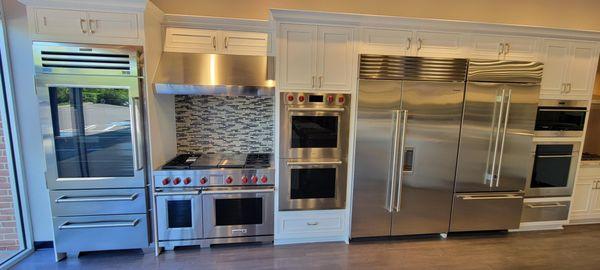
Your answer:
(316, 26), (354, 91)
(565, 42), (597, 99)
(470, 34), (505, 59)
(571, 177), (595, 216)
(414, 31), (464, 57)
(360, 28), (413, 55)
(33, 8), (89, 37)
(590, 186), (600, 216)
(87, 12), (139, 39)
(164, 28), (219, 53)
(503, 36), (539, 60)
(540, 40), (570, 98)
(279, 24), (317, 90)
(222, 31), (269, 56)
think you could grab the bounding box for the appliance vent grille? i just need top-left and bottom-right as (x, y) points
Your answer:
(359, 54), (468, 82)
(40, 50), (132, 70)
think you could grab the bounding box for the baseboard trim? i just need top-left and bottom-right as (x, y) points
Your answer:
(34, 241), (54, 250)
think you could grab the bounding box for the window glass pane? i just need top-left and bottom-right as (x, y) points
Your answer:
(215, 198), (262, 226)
(49, 87), (133, 177)
(290, 168), (336, 199)
(291, 116), (338, 148)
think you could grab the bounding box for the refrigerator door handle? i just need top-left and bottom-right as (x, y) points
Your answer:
(487, 89), (505, 187)
(395, 110), (408, 212)
(495, 89), (512, 187)
(386, 110), (402, 212)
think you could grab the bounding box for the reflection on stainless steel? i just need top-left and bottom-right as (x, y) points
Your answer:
(450, 59), (542, 232)
(35, 42), (149, 260)
(351, 55), (467, 238)
(535, 99), (588, 137)
(154, 53), (275, 96)
(525, 141), (580, 197)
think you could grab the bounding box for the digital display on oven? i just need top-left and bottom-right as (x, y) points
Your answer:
(308, 95), (324, 103)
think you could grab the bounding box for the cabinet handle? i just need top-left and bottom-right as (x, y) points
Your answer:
(504, 43), (510, 55)
(80, 18), (87, 34)
(224, 37), (229, 49)
(406, 38), (412, 50)
(417, 38), (422, 51)
(306, 222), (319, 226)
(560, 83), (565, 94)
(319, 76), (323, 88)
(89, 19), (97, 34)
(567, 83), (572, 93)
(311, 76), (315, 88)
(43, 16), (47, 26)
(498, 43), (504, 55)
(212, 36), (216, 49)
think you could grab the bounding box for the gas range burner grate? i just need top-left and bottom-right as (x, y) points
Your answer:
(161, 154), (200, 170)
(244, 153), (271, 168)
(162, 153), (272, 170)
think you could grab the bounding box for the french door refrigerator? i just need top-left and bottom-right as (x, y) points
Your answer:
(351, 55), (467, 238)
(449, 60), (543, 232)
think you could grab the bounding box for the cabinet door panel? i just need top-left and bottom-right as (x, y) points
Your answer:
(503, 36), (539, 60)
(414, 31), (463, 57)
(591, 188), (600, 215)
(88, 12), (139, 39)
(317, 26), (354, 91)
(566, 43), (596, 99)
(470, 34), (504, 59)
(280, 24), (317, 90)
(571, 179), (594, 216)
(360, 28), (413, 55)
(164, 28), (218, 53)
(222, 31), (269, 56)
(34, 8), (88, 36)
(540, 40), (570, 97)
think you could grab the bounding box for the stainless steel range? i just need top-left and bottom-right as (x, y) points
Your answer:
(153, 153), (274, 250)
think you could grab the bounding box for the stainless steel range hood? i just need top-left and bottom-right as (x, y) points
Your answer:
(154, 53), (275, 96)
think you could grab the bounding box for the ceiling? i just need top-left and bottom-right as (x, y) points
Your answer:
(150, 0), (600, 32)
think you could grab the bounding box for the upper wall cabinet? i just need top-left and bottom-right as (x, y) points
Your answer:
(164, 28), (269, 56)
(28, 8), (141, 45)
(540, 39), (598, 100)
(469, 34), (539, 60)
(360, 28), (464, 57)
(279, 23), (355, 91)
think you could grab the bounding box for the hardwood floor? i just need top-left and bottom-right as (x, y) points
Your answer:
(11, 224), (600, 270)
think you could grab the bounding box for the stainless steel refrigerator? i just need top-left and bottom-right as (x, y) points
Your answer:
(351, 55), (467, 238)
(449, 60), (543, 232)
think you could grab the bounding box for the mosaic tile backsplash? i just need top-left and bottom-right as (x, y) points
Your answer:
(175, 95), (274, 154)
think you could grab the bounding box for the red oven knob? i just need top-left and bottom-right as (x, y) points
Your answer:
(241, 176), (249, 184)
(327, 95), (334, 104)
(183, 177), (191, 185)
(161, 178), (170, 185)
(261, 176), (268, 183)
(251, 175), (258, 183)
(298, 95), (305, 102)
(287, 95), (294, 102)
(338, 96), (345, 104)
(225, 176), (233, 184)
(200, 177), (208, 185)
(172, 177), (181, 185)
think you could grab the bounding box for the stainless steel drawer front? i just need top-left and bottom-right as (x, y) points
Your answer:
(53, 214), (149, 253)
(450, 193), (524, 232)
(521, 201), (570, 222)
(50, 189), (147, 216)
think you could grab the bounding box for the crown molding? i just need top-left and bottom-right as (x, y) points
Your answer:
(162, 14), (271, 33)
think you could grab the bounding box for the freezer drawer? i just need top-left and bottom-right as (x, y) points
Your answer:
(521, 200), (570, 222)
(50, 188), (147, 216)
(53, 214), (149, 253)
(450, 192), (524, 232)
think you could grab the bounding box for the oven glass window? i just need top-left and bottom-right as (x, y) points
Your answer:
(291, 168), (336, 199)
(215, 198), (262, 226)
(291, 116), (338, 148)
(535, 108), (586, 131)
(531, 144), (573, 188)
(167, 200), (192, 228)
(48, 87), (134, 178)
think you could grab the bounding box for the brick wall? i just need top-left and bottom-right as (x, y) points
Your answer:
(0, 118), (18, 251)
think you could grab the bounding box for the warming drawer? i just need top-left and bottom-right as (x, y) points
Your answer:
(450, 192), (524, 232)
(521, 200), (570, 222)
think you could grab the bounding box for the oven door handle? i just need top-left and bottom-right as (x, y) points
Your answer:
(154, 190), (201, 196)
(202, 187), (275, 194)
(287, 107), (345, 112)
(286, 161), (343, 166)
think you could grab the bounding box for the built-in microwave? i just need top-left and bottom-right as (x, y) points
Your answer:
(280, 92), (350, 159)
(525, 141), (581, 197)
(534, 100), (588, 137)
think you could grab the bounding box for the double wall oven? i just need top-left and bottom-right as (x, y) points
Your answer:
(279, 92), (350, 210)
(526, 141), (581, 197)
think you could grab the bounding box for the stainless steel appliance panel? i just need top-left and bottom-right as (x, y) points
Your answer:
(155, 189), (203, 241)
(203, 187), (274, 238)
(449, 192), (524, 232)
(525, 141), (580, 197)
(467, 59), (543, 83)
(51, 188), (146, 216)
(37, 74), (145, 190)
(53, 213), (149, 253)
(351, 80), (402, 238)
(390, 81), (464, 235)
(521, 200), (571, 222)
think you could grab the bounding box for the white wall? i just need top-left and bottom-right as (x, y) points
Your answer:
(3, 0), (52, 242)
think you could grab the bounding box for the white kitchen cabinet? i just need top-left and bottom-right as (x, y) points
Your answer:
(275, 210), (346, 244)
(540, 40), (598, 100)
(28, 8), (141, 45)
(360, 28), (413, 55)
(570, 166), (600, 222)
(164, 28), (219, 53)
(360, 28), (463, 57)
(469, 34), (539, 60)
(413, 31), (464, 57)
(279, 23), (354, 91)
(222, 31), (269, 56)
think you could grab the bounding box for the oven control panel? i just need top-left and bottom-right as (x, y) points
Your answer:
(154, 169), (275, 188)
(283, 92), (349, 106)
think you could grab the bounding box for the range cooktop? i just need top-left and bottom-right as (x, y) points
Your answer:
(161, 153), (272, 170)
